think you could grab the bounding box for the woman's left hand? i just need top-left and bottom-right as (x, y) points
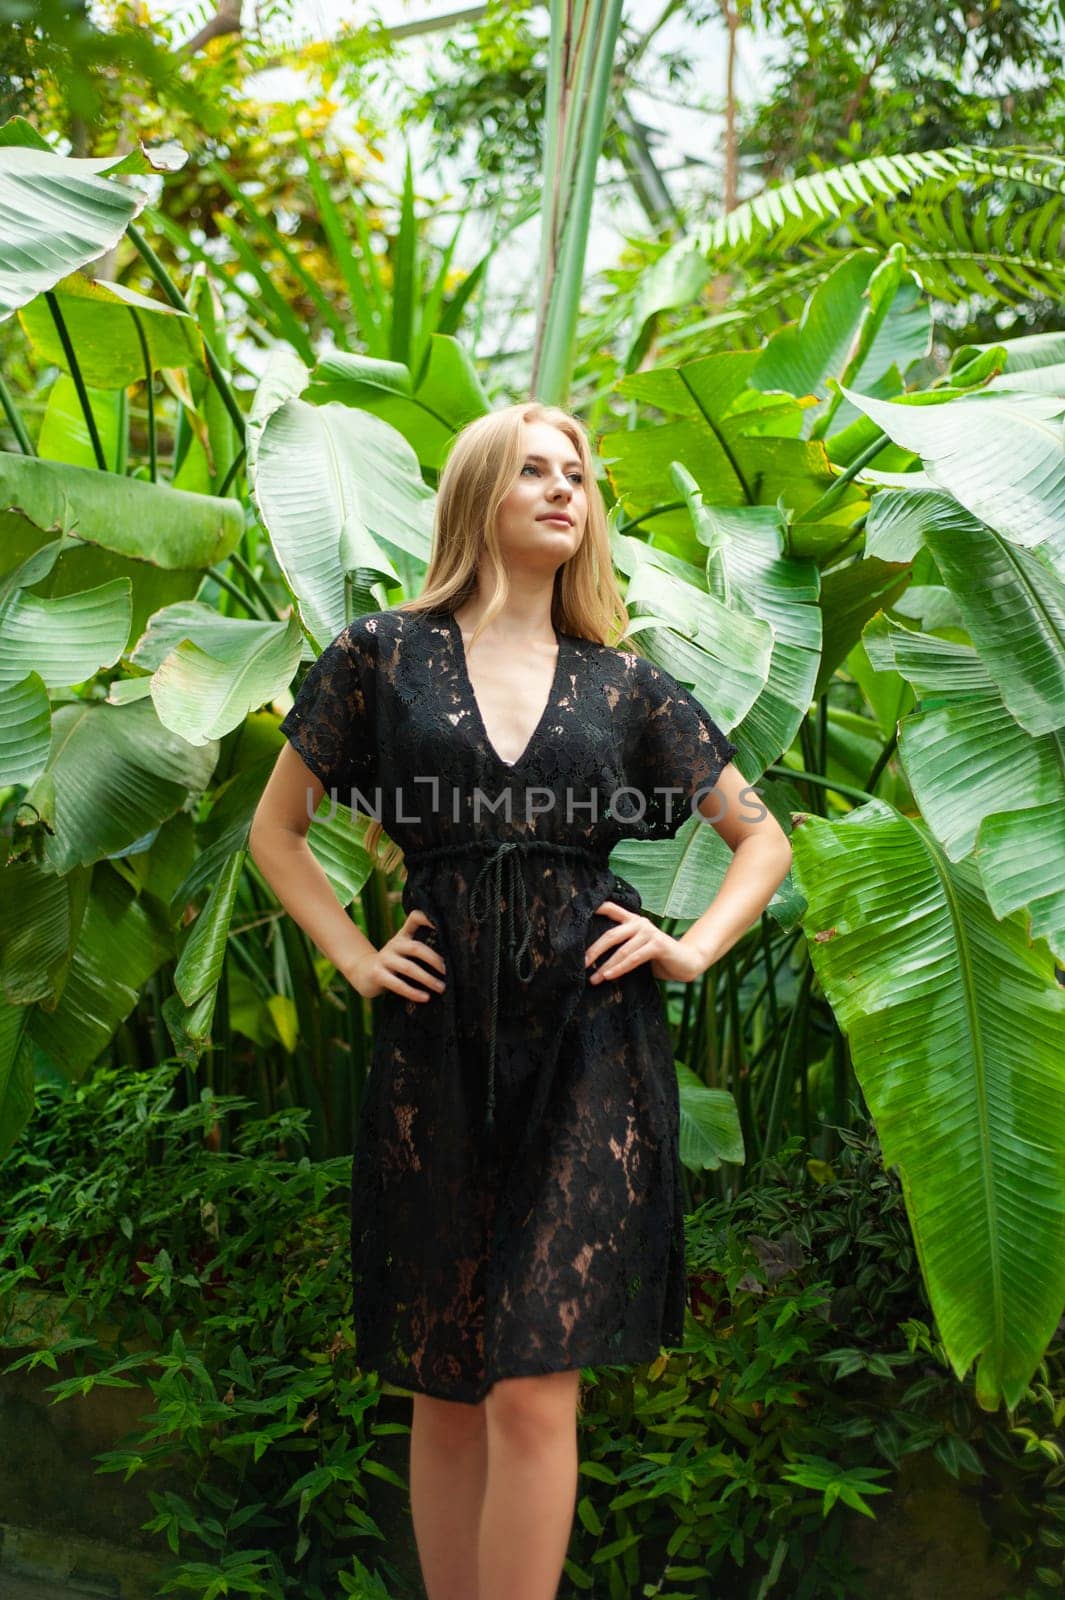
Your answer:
(584, 901), (705, 985)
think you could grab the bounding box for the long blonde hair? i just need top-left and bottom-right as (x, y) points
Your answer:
(362, 400), (632, 871)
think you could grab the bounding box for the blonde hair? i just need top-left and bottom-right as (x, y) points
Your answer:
(362, 400), (633, 871)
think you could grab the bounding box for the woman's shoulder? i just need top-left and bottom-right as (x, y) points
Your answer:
(567, 628), (644, 679)
(335, 606), (433, 648)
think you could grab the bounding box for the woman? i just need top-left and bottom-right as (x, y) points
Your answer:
(249, 400), (792, 1600)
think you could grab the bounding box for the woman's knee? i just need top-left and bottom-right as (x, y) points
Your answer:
(484, 1369), (580, 1448)
(412, 1391), (487, 1447)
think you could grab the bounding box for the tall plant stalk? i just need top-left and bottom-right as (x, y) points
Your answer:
(531, 0), (626, 403)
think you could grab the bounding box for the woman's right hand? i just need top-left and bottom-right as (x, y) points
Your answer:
(352, 909), (447, 1002)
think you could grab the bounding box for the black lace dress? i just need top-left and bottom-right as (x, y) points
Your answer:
(279, 605), (737, 1404)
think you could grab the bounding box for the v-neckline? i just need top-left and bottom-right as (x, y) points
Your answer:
(446, 610), (567, 772)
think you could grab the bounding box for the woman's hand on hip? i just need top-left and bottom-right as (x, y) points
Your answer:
(584, 901), (705, 985)
(351, 910), (447, 1002)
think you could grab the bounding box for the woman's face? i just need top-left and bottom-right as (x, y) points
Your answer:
(495, 420), (588, 572)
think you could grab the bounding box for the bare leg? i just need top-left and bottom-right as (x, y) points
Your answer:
(410, 1391), (489, 1600)
(478, 1369), (581, 1600)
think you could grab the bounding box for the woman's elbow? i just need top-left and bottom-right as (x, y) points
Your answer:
(248, 798), (290, 865)
(247, 807), (269, 867)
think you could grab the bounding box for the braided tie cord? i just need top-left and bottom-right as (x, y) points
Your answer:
(404, 838), (611, 1131)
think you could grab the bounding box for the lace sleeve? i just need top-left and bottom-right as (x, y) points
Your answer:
(624, 653), (738, 841)
(279, 619), (377, 801)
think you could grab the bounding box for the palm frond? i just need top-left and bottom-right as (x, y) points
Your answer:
(693, 145), (1065, 263)
(648, 183), (1065, 364)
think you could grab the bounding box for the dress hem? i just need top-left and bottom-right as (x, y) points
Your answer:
(361, 1332), (687, 1407)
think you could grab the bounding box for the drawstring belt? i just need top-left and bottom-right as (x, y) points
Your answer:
(403, 838), (611, 1131)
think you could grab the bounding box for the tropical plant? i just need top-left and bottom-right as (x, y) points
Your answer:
(593, 249), (1065, 1408)
(152, 139), (539, 375)
(616, 145), (1065, 381)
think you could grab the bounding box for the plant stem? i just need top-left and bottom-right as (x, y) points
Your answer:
(765, 762), (879, 807)
(762, 958), (814, 1159)
(44, 291), (107, 470)
(126, 221), (246, 441)
(217, 445), (246, 498)
(205, 564), (269, 619)
(128, 307), (156, 481)
(865, 728), (900, 795)
(226, 548), (279, 620)
(0, 371), (35, 454)
(801, 429), (890, 523)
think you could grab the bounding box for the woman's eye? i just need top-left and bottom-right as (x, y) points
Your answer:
(521, 463), (584, 483)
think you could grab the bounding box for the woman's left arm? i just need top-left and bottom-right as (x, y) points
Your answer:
(669, 762), (792, 977)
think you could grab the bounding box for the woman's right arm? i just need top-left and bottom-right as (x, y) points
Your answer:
(248, 744), (446, 1004)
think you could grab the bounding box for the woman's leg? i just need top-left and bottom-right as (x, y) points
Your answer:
(410, 1391), (489, 1600)
(478, 1369), (582, 1600)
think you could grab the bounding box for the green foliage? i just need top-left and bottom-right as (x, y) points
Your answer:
(0, 1063), (413, 1599)
(3, 1070), (1065, 1598)
(405, 0), (549, 177)
(745, 0), (1064, 179)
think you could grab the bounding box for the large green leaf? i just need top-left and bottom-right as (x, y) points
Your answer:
(0, 859), (90, 1007)
(987, 363), (1065, 396)
(603, 350), (869, 555)
(676, 1062), (745, 1172)
(169, 762), (266, 912)
(791, 800), (1065, 1411)
(0, 673), (51, 787)
(19, 699), (218, 874)
(864, 613), (1065, 960)
(675, 471), (819, 766)
(0, 143), (148, 320)
(866, 489), (1065, 738)
(250, 397), (435, 651)
(128, 601), (303, 744)
(19, 274), (202, 387)
(611, 794), (796, 927)
(28, 863), (174, 1082)
(37, 374), (125, 471)
(0, 453), (244, 641)
(626, 234), (728, 367)
(244, 347), (309, 473)
(303, 800), (378, 907)
(815, 554), (914, 699)
(840, 382), (1065, 573)
(161, 990), (214, 1065)
(174, 848), (245, 1006)
(0, 579), (131, 690)
(751, 249), (931, 437)
(129, 810), (197, 911)
(952, 329), (1065, 376)
(616, 537), (769, 736)
(616, 348), (763, 420)
(0, 1001), (35, 1159)
(306, 334), (489, 468)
